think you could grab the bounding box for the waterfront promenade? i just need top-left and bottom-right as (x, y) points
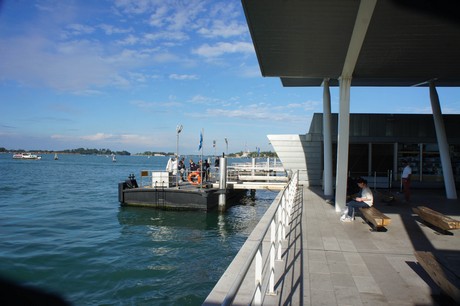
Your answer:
(260, 186), (460, 305)
(205, 185), (460, 305)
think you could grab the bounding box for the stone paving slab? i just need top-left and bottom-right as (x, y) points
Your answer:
(265, 186), (460, 306)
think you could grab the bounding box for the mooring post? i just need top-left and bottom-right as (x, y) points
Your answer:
(218, 157), (227, 212)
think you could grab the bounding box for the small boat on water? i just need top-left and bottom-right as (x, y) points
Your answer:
(54, 153), (59, 160)
(112, 155), (117, 162)
(12, 153), (42, 160)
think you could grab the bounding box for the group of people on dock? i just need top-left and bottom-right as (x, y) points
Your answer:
(167, 156), (215, 184)
(186, 158), (211, 182)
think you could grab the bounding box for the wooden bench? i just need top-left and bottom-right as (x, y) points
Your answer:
(412, 206), (460, 233)
(359, 207), (391, 231)
(415, 251), (460, 303)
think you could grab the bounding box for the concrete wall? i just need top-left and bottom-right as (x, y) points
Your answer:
(268, 134), (322, 186)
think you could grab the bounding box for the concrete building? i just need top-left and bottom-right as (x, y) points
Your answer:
(269, 113), (460, 190)
(243, 0), (460, 211)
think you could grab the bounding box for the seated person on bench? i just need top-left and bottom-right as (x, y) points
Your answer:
(341, 178), (374, 222)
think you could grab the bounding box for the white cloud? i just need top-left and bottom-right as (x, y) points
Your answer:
(204, 101), (316, 123)
(99, 24), (132, 35)
(198, 21), (247, 38)
(143, 31), (189, 43)
(148, 5), (169, 27)
(116, 34), (139, 46)
(152, 52), (179, 63)
(284, 101), (320, 111)
(80, 133), (114, 141)
(52, 131), (164, 150)
(113, 0), (154, 15)
(0, 36), (122, 91)
(118, 134), (155, 146)
(193, 42), (254, 57)
(129, 100), (182, 110)
(66, 24), (95, 35)
(163, 1), (206, 32)
(169, 74), (198, 80)
(188, 95), (221, 105)
(238, 64), (262, 78)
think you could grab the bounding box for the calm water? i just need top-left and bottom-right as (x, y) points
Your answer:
(0, 154), (276, 305)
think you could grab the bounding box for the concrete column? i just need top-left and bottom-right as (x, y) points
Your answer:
(419, 143), (423, 182)
(322, 78), (333, 196)
(368, 143), (372, 176)
(429, 82), (457, 199)
(335, 77), (352, 212)
(393, 142), (398, 181)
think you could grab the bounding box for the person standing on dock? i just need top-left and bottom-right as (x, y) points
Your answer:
(172, 158), (177, 175)
(178, 158), (186, 181)
(166, 157), (178, 185)
(203, 160), (210, 181)
(401, 159), (412, 203)
(189, 159), (197, 171)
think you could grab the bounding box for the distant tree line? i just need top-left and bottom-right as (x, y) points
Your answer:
(139, 151), (175, 156)
(61, 148), (131, 155)
(0, 147), (131, 155)
(0, 147), (277, 158)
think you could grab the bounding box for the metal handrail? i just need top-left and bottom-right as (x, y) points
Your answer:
(220, 171), (299, 306)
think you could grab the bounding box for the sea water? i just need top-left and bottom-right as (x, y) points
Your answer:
(0, 154), (276, 305)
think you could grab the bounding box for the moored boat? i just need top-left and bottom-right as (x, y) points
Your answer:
(12, 153), (42, 160)
(118, 170), (246, 211)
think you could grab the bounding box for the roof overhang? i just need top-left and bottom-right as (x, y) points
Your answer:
(242, 0), (460, 87)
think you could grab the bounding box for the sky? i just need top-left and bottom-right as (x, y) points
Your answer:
(1, 0), (460, 155)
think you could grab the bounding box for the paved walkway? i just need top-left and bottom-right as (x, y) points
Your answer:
(264, 186), (460, 306)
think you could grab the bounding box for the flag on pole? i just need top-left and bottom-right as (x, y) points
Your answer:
(198, 131), (203, 151)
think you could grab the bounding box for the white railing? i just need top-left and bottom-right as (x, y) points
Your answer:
(230, 157), (285, 173)
(227, 158), (287, 182)
(205, 171), (299, 306)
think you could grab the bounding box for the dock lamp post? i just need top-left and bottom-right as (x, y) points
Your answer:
(176, 124), (183, 187)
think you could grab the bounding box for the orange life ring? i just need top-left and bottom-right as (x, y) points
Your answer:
(187, 171), (201, 185)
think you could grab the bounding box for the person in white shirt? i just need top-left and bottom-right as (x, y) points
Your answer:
(341, 178), (373, 222)
(401, 159), (412, 202)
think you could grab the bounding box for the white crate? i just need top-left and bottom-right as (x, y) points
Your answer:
(152, 171), (170, 187)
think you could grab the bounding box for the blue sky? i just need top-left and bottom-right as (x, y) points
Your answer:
(1, 0), (459, 155)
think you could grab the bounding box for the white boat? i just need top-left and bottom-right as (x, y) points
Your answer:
(12, 153), (42, 160)
(112, 155), (117, 162)
(54, 153), (59, 160)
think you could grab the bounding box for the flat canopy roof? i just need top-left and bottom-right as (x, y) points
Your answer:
(242, 0), (460, 87)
